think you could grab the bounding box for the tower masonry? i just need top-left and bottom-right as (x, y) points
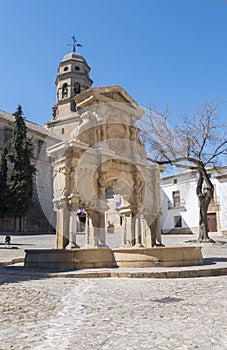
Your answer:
(46, 40), (93, 139)
(55, 51), (93, 119)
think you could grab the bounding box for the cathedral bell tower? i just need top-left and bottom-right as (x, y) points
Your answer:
(53, 36), (93, 120)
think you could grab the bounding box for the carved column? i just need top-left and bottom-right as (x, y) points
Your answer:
(134, 214), (144, 247)
(85, 210), (94, 247)
(122, 214), (127, 246)
(155, 211), (163, 246)
(66, 210), (80, 249)
(94, 212), (108, 248)
(89, 208), (108, 248)
(147, 211), (163, 247)
(131, 214), (136, 246)
(140, 214), (145, 246)
(120, 208), (132, 246)
(55, 201), (70, 249)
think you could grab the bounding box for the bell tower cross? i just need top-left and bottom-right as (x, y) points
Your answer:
(68, 35), (82, 53)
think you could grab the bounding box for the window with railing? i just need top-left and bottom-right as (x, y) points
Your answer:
(173, 190), (181, 207)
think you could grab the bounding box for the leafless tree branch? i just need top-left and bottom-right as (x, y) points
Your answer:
(139, 101), (226, 242)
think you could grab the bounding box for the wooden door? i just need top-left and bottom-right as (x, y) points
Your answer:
(207, 213), (217, 232)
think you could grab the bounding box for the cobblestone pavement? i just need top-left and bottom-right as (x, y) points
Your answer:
(0, 276), (226, 350)
(0, 233), (226, 350)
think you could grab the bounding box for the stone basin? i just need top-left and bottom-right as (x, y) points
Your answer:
(25, 246), (203, 270)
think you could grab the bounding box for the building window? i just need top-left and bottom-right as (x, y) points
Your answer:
(61, 128), (64, 135)
(74, 82), (80, 94)
(62, 83), (68, 98)
(174, 216), (182, 227)
(74, 66), (80, 71)
(173, 178), (177, 184)
(173, 190), (181, 207)
(63, 66), (69, 72)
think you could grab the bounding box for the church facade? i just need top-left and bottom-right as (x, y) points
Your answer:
(0, 110), (58, 232)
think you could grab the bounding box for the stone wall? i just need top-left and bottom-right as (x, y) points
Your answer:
(0, 110), (58, 233)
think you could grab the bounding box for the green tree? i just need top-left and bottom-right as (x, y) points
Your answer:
(0, 145), (9, 218)
(9, 105), (36, 231)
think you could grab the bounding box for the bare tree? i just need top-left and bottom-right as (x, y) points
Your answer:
(139, 102), (227, 242)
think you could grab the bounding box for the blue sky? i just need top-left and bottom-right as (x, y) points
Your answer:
(0, 0), (226, 125)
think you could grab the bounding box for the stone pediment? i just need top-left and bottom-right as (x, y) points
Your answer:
(75, 85), (142, 114)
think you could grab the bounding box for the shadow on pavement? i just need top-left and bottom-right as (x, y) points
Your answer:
(0, 244), (33, 248)
(0, 266), (54, 285)
(0, 232), (55, 236)
(203, 257), (227, 265)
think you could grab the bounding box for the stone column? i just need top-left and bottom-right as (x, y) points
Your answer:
(134, 214), (144, 247)
(55, 207), (63, 249)
(90, 209), (108, 248)
(155, 212), (164, 246)
(140, 214), (145, 246)
(129, 214), (134, 246)
(66, 211), (80, 249)
(100, 214), (108, 247)
(120, 210), (132, 246)
(147, 212), (164, 247)
(95, 212), (108, 247)
(85, 212), (94, 247)
(55, 201), (70, 249)
(122, 214), (127, 246)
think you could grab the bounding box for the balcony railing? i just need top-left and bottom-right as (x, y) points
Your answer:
(167, 201), (185, 210)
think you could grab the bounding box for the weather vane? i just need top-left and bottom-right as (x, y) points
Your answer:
(68, 35), (82, 52)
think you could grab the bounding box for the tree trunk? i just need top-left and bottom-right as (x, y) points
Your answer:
(196, 169), (215, 243)
(198, 194), (213, 242)
(14, 217), (17, 232)
(19, 217), (22, 232)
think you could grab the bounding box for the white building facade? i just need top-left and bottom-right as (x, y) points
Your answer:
(160, 167), (227, 237)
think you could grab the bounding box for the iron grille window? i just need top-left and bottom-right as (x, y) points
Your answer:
(173, 191), (180, 207)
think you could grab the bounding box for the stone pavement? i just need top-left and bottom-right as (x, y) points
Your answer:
(0, 232), (226, 349)
(0, 275), (226, 349)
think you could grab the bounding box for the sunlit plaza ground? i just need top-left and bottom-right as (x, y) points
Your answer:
(0, 232), (226, 349)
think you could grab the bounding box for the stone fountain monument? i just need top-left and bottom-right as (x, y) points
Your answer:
(25, 86), (202, 269)
(49, 86), (162, 249)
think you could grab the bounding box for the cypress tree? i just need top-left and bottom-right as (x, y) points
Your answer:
(9, 105), (36, 231)
(0, 145), (9, 218)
